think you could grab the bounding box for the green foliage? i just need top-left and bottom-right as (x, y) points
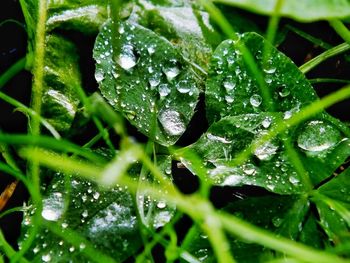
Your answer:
(1, 0), (350, 263)
(214, 0), (350, 22)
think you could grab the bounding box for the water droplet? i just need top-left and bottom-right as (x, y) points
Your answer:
(176, 80), (191, 94)
(158, 84), (171, 97)
(278, 85), (290, 97)
(94, 70), (105, 83)
(223, 78), (236, 91)
(42, 254), (51, 262)
(158, 109), (186, 136)
(250, 94), (262, 107)
(163, 60), (180, 81)
(147, 45), (155, 55)
(69, 246), (75, 252)
(225, 95), (234, 103)
(79, 243), (86, 250)
(288, 175), (300, 185)
(243, 163), (256, 175)
(117, 45), (137, 70)
(262, 117), (272, 128)
(93, 192), (100, 200)
(61, 222), (68, 229)
(263, 67), (276, 74)
(41, 192), (64, 221)
(272, 217), (282, 227)
(297, 120), (342, 152)
(254, 139), (279, 160)
(82, 210), (88, 218)
(157, 201), (166, 209)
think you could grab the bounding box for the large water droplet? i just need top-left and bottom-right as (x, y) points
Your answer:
(41, 192), (64, 221)
(156, 200), (166, 209)
(254, 134), (279, 161)
(278, 85), (290, 97)
(94, 70), (105, 83)
(163, 60), (180, 81)
(223, 77), (236, 91)
(117, 45), (137, 70)
(297, 120), (342, 152)
(158, 109), (186, 136)
(176, 80), (191, 94)
(250, 94), (262, 107)
(42, 254), (51, 262)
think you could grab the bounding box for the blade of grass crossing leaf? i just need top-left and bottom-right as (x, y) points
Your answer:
(329, 20), (350, 44)
(0, 230), (29, 263)
(300, 42), (350, 74)
(44, 221), (117, 263)
(0, 91), (61, 139)
(19, 150), (350, 263)
(232, 85), (350, 169)
(199, 0), (275, 111)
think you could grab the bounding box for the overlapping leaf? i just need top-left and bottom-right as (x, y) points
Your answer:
(41, 35), (81, 133)
(214, 0), (350, 22)
(93, 20), (200, 146)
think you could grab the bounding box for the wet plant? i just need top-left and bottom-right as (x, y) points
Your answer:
(1, 0), (350, 262)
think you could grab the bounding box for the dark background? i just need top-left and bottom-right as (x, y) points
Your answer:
(1, 0), (350, 257)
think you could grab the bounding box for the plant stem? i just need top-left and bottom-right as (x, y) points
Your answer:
(0, 56), (27, 89)
(299, 42), (350, 74)
(329, 19), (350, 44)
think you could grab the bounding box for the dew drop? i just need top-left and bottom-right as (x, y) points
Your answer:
(41, 192), (64, 221)
(117, 45), (137, 70)
(278, 85), (290, 97)
(82, 210), (88, 218)
(162, 60), (180, 81)
(288, 175), (300, 185)
(42, 254), (51, 262)
(156, 201), (166, 209)
(263, 67), (276, 74)
(223, 78), (236, 91)
(250, 94), (262, 107)
(176, 80), (191, 94)
(158, 109), (186, 136)
(254, 140), (278, 160)
(94, 70), (105, 83)
(243, 163), (256, 175)
(297, 120), (342, 153)
(158, 84), (171, 97)
(93, 192), (100, 200)
(262, 117), (272, 128)
(225, 95), (234, 103)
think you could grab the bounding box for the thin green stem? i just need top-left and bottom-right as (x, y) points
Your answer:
(299, 42), (350, 74)
(329, 20), (350, 44)
(309, 78), (350, 84)
(0, 56), (27, 89)
(0, 230), (29, 263)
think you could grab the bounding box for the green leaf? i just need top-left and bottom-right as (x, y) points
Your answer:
(205, 32), (318, 124)
(41, 34), (81, 133)
(214, 0), (350, 22)
(182, 195), (307, 263)
(315, 200), (350, 246)
(179, 113), (306, 194)
(133, 0), (214, 71)
(93, 20), (200, 146)
(136, 155), (176, 229)
(179, 113), (348, 194)
(46, 1), (108, 34)
(319, 165), (350, 204)
(20, 172), (142, 262)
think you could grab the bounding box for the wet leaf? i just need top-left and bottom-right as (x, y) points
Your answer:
(41, 34), (81, 133)
(46, 2), (108, 34)
(20, 172), (142, 262)
(93, 20), (200, 146)
(133, 0), (214, 71)
(182, 195), (306, 263)
(214, 0), (350, 22)
(205, 32), (318, 124)
(179, 113), (306, 194)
